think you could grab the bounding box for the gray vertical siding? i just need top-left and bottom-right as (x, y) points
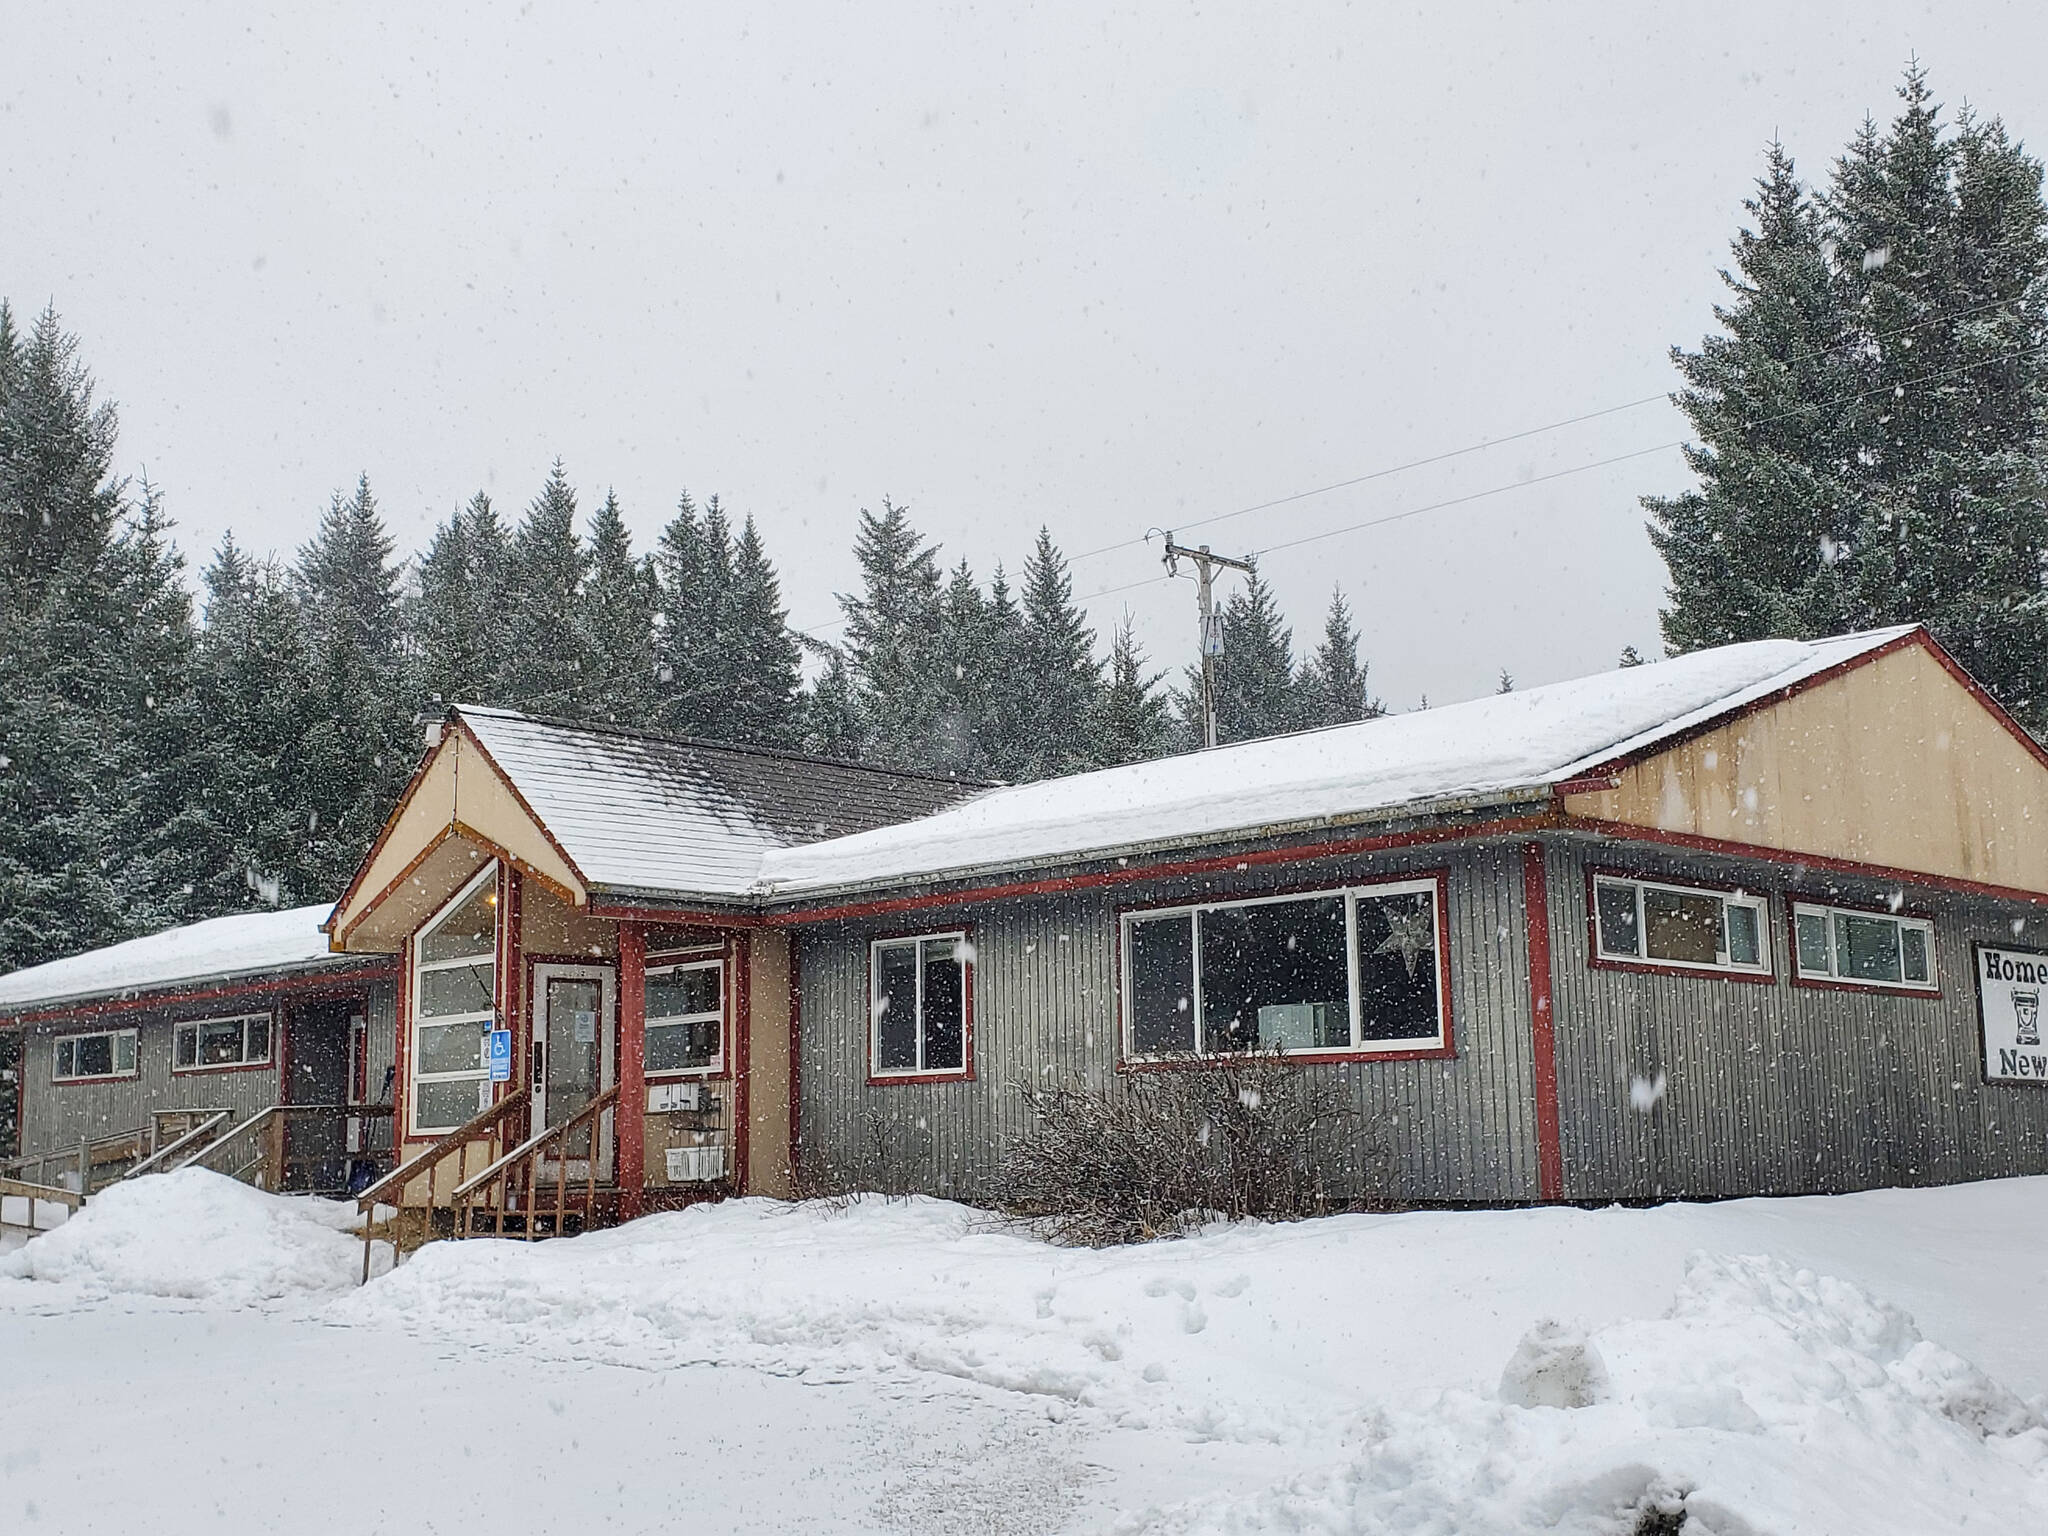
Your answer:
(1544, 840), (2048, 1201)
(795, 843), (1543, 1204)
(17, 972), (401, 1165)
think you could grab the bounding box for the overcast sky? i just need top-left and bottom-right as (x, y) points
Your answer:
(5, 3), (2043, 710)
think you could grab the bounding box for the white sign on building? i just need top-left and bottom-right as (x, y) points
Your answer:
(1975, 944), (2048, 1084)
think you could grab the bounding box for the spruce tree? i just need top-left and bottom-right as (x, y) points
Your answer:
(1295, 588), (1383, 728)
(580, 490), (658, 727)
(499, 461), (594, 717)
(932, 559), (997, 776)
(1177, 562), (1298, 746)
(292, 475), (413, 899)
(652, 490), (730, 736)
(839, 499), (948, 770)
(1647, 141), (1862, 650)
(197, 534), (317, 911)
(412, 491), (512, 709)
(719, 515), (804, 747)
(1013, 528), (1102, 780)
(803, 649), (866, 761)
(0, 305), (122, 595)
(1091, 616), (1174, 766)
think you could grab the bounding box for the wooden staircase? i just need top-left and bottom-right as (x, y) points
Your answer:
(353, 1086), (622, 1282)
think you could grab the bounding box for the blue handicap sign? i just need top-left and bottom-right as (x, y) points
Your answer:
(487, 1028), (513, 1082)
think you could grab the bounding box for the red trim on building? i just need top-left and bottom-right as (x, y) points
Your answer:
(0, 963), (395, 1031)
(1522, 842), (1564, 1203)
(1561, 815), (2048, 910)
(616, 923), (647, 1220)
(588, 901), (765, 928)
(864, 924), (978, 1086)
(1580, 864), (1779, 986)
(733, 934), (752, 1192)
(770, 813), (1558, 929)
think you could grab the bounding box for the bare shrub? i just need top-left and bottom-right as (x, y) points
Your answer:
(792, 1106), (925, 1205)
(987, 1051), (1379, 1245)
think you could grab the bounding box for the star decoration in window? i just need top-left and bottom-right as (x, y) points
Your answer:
(1374, 901), (1435, 979)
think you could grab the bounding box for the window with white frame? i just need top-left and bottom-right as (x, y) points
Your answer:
(1592, 875), (1770, 975)
(870, 932), (970, 1077)
(54, 1028), (138, 1081)
(645, 956), (723, 1075)
(1122, 878), (1448, 1059)
(1792, 901), (1936, 990)
(173, 1012), (272, 1072)
(411, 866), (499, 1132)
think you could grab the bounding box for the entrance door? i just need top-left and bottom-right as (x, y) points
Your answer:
(284, 1000), (353, 1193)
(532, 963), (617, 1181)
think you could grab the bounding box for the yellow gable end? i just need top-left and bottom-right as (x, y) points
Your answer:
(1563, 640), (2048, 893)
(329, 725), (587, 951)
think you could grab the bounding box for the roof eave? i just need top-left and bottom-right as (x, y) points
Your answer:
(753, 783), (1561, 911)
(0, 951), (396, 1026)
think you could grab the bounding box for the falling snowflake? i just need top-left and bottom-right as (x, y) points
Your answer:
(1630, 1072), (1668, 1113)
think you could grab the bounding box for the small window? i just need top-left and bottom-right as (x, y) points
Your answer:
(172, 1013), (272, 1072)
(1121, 878), (1447, 1059)
(1792, 902), (1937, 991)
(1591, 876), (1770, 976)
(54, 1028), (138, 1081)
(645, 959), (723, 1076)
(869, 932), (971, 1078)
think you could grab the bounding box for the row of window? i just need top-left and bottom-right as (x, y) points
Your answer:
(1591, 874), (1938, 991)
(399, 862), (1945, 1125)
(51, 1013), (273, 1083)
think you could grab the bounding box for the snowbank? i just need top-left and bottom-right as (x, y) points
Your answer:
(336, 1183), (2048, 1534)
(0, 1169), (374, 1304)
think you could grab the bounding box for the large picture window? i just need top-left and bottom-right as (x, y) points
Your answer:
(173, 1013), (272, 1072)
(410, 865), (499, 1133)
(1793, 901), (1936, 991)
(1121, 877), (1448, 1060)
(645, 957), (724, 1076)
(1592, 874), (1770, 977)
(869, 931), (971, 1079)
(53, 1028), (138, 1082)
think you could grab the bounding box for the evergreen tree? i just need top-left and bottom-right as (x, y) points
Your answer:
(1295, 588), (1383, 728)
(652, 490), (730, 736)
(1177, 562), (1297, 746)
(292, 475), (413, 899)
(1646, 141), (1863, 650)
(1013, 528), (1102, 780)
(839, 499), (948, 770)
(719, 515), (805, 747)
(1091, 616), (1174, 766)
(580, 490), (658, 726)
(498, 462), (594, 716)
(196, 534), (317, 911)
(0, 305), (122, 595)
(411, 491), (512, 708)
(1651, 67), (2048, 725)
(802, 648), (865, 761)
(931, 559), (998, 776)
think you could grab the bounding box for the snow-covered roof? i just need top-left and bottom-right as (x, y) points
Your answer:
(457, 706), (982, 901)
(0, 904), (368, 1015)
(755, 627), (1919, 899)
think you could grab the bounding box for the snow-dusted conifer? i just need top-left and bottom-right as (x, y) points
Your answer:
(1091, 616), (1174, 767)
(580, 490), (658, 727)
(498, 462), (594, 717)
(1295, 588), (1382, 728)
(718, 515), (804, 748)
(1014, 528), (1102, 781)
(840, 499), (948, 770)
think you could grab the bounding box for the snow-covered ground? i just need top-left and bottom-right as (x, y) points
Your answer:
(3, 1171), (2045, 1534)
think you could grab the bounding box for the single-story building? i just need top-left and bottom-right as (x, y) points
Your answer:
(10, 621), (2048, 1232)
(0, 906), (399, 1193)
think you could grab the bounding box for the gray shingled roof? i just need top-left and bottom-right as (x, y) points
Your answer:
(457, 705), (986, 902)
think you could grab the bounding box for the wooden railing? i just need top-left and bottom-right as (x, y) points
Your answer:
(452, 1085), (619, 1243)
(179, 1104), (396, 1194)
(355, 1087), (529, 1283)
(120, 1110), (236, 1181)
(3, 1125), (157, 1196)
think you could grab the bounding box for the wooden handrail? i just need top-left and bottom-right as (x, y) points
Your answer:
(0, 1175), (82, 1212)
(452, 1084), (619, 1244)
(355, 1086), (528, 1211)
(451, 1085), (619, 1202)
(122, 1110), (235, 1180)
(357, 1087), (528, 1283)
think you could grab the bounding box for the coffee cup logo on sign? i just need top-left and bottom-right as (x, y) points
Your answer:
(2017, 988), (2042, 1048)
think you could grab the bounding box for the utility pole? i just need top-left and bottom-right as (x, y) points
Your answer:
(1159, 533), (1255, 749)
